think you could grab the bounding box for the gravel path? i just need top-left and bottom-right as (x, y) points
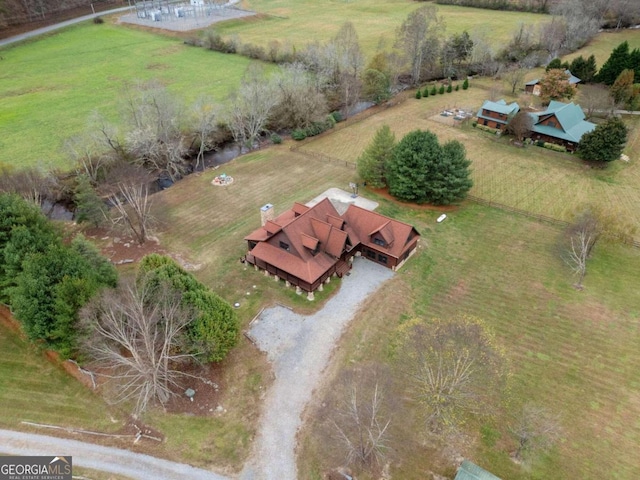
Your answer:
(240, 257), (394, 480)
(0, 429), (230, 480)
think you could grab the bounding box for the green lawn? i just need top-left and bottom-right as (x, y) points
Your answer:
(0, 22), (253, 169)
(301, 81), (640, 241)
(564, 29), (640, 68)
(298, 197), (640, 480)
(0, 314), (117, 431)
(221, 0), (549, 58)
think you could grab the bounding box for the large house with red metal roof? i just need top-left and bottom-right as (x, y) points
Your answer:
(244, 198), (420, 299)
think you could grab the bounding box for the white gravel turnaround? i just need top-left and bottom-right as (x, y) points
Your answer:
(241, 257), (394, 480)
(0, 429), (230, 480)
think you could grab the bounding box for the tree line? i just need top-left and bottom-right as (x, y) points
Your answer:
(0, 193), (239, 414)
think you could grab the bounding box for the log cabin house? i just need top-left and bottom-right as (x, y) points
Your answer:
(244, 198), (420, 299)
(475, 99), (520, 130)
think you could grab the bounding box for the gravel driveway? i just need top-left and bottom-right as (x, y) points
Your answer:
(240, 256), (394, 480)
(0, 429), (230, 480)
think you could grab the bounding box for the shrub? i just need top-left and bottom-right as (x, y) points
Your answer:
(472, 121), (477, 127)
(270, 133), (282, 144)
(240, 43), (266, 60)
(439, 85), (445, 94)
(330, 111), (343, 123)
(292, 129), (307, 141)
(415, 89), (422, 99)
(93, 16), (104, 24)
(462, 78), (469, 90)
(543, 142), (567, 152)
(446, 84), (453, 93)
(536, 140), (545, 147)
(455, 84), (460, 91)
(423, 86), (430, 97)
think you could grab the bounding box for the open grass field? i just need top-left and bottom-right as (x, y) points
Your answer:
(0, 21), (253, 169)
(150, 141), (640, 478)
(301, 80), (640, 241)
(0, 312), (117, 432)
(297, 195), (640, 480)
(564, 29), (640, 69)
(222, 0), (549, 58)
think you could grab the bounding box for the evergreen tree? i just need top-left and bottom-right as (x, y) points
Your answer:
(569, 55), (597, 84)
(138, 254), (239, 363)
(415, 89), (422, 99)
(598, 41), (630, 85)
(439, 85), (445, 94)
(0, 194), (59, 303)
(12, 242), (116, 357)
(357, 125), (396, 188)
(446, 84), (453, 93)
(584, 55), (598, 83)
(578, 117), (628, 163)
(462, 78), (469, 90)
(546, 58), (567, 71)
(74, 175), (106, 228)
(430, 140), (473, 205)
(423, 86), (430, 97)
(629, 48), (640, 80)
(387, 129), (472, 205)
(430, 85), (437, 96)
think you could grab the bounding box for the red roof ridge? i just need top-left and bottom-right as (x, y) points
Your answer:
(346, 204), (416, 228)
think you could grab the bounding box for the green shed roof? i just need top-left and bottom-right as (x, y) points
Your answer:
(454, 460), (502, 480)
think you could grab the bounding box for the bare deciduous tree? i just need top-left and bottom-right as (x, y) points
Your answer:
(563, 204), (636, 288)
(271, 63), (328, 130)
(511, 404), (562, 462)
(80, 278), (197, 416)
(332, 22), (364, 116)
(104, 163), (155, 245)
(331, 366), (392, 475)
(503, 65), (528, 95)
(578, 84), (618, 120)
(122, 81), (188, 181)
(0, 165), (58, 208)
(402, 316), (507, 434)
(65, 130), (114, 183)
(395, 5), (443, 85)
(190, 96), (219, 172)
(226, 63), (279, 150)
(506, 111), (533, 142)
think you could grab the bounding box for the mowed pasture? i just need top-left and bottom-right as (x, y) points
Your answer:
(152, 144), (357, 302)
(0, 311), (117, 432)
(224, 0), (549, 57)
(301, 82), (640, 240)
(0, 22), (253, 169)
(298, 198), (640, 480)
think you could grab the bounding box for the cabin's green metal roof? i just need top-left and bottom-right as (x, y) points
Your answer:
(455, 460), (502, 480)
(529, 101), (595, 143)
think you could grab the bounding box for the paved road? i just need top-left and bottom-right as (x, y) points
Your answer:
(241, 257), (394, 480)
(0, 7), (132, 48)
(0, 429), (231, 480)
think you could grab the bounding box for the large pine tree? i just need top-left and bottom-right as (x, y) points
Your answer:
(357, 124), (396, 188)
(578, 117), (628, 163)
(387, 129), (472, 205)
(598, 41), (630, 85)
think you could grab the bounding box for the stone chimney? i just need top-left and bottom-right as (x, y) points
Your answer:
(260, 203), (274, 226)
